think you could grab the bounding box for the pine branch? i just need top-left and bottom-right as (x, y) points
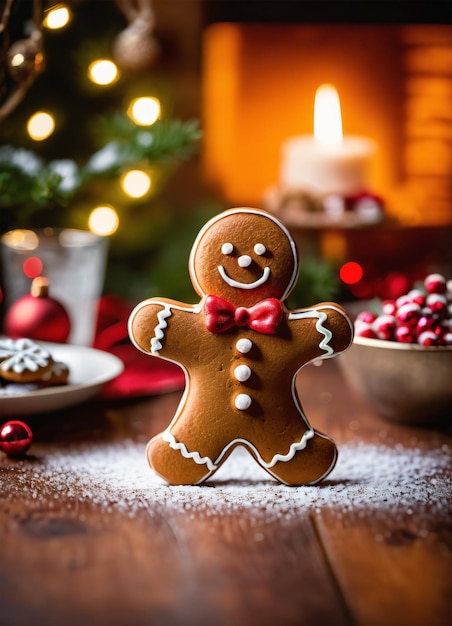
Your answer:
(0, 147), (79, 208)
(0, 115), (202, 210)
(84, 114), (202, 178)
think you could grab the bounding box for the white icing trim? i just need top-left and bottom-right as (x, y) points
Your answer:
(261, 435), (338, 486)
(151, 305), (172, 354)
(288, 304), (354, 358)
(189, 208), (299, 300)
(159, 428), (316, 474)
(265, 429), (315, 468)
(317, 311), (333, 355)
(218, 264), (270, 290)
(162, 429), (217, 471)
(288, 309), (333, 356)
(128, 299), (202, 356)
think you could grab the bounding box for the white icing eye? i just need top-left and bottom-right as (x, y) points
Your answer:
(221, 243), (234, 255)
(254, 243), (266, 256)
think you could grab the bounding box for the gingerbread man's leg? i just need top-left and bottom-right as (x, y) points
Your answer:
(264, 432), (338, 486)
(147, 434), (214, 485)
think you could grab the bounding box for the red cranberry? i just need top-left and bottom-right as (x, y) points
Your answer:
(417, 330), (439, 346)
(424, 273), (446, 295)
(382, 300), (397, 316)
(396, 294), (411, 309)
(356, 311), (376, 324)
(416, 313), (436, 336)
(436, 320), (452, 339)
(396, 302), (420, 328)
(373, 314), (397, 340)
(407, 288), (425, 307)
(426, 293), (448, 317)
(354, 321), (378, 338)
(395, 326), (416, 343)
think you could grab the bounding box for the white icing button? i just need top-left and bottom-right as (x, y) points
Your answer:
(254, 243), (266, 256)
(236, 338), (252, 354)
(234, 364), (252, 382)
(235, 393), (252, 410)
(238, 255), (252, 268)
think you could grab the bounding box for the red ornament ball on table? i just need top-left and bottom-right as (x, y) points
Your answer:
(4, 277), (71, 343)
(0, 420), (33, 457)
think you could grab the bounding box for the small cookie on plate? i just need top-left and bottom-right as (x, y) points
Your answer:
(0, 337), (53, 383)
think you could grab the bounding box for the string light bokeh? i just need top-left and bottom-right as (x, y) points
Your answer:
(18, 3), (164, 239)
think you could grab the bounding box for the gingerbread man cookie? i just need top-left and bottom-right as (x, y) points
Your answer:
(129, 208), (353, 486)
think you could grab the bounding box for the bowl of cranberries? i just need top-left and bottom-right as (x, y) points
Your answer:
(340, 273), (452, 425)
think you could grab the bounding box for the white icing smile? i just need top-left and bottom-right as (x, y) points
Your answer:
(217, 265), (271, 290)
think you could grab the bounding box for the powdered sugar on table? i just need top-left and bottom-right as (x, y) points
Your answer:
(3, 441), (450, 520)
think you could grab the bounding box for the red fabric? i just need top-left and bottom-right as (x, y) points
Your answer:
(94, 295), (185, 399)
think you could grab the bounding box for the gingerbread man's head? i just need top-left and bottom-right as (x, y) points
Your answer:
(189, 208), (299, 308)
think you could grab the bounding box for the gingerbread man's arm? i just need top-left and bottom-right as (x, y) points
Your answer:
(128, 297), (199, 358)
(287, 301), (354, 362)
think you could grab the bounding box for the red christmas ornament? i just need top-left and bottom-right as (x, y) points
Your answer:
(4, 277), (71, 343)
(0, 420), (33, 457)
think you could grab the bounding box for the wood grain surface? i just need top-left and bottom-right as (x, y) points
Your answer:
(1, 360), (450, 626)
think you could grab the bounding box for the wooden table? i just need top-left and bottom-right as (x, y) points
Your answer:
(1, 359), (451, 626)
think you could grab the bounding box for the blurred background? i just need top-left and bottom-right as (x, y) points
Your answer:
(1, 0), (452, 329)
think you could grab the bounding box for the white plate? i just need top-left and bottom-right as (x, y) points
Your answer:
(0, 342), (124, 416)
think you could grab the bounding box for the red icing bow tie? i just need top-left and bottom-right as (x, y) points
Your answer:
(204, 295), (283, 334)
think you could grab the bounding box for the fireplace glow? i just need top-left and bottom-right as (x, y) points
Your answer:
(202, 22), (452, 225)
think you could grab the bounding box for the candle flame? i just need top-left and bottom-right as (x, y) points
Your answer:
(314, 84), (343, 147)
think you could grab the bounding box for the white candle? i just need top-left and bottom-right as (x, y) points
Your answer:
(279, 84), (376, 197)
